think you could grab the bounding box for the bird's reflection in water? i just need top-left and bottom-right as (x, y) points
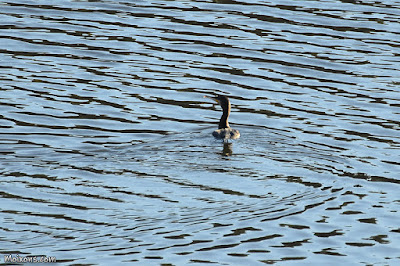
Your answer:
(220, 142), (233, 157)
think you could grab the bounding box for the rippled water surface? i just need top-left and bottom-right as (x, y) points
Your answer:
(1, 0), (400, 265)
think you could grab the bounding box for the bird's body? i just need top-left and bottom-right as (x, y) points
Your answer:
(205, 95), (240, 140)
(212, 128), (240, 140)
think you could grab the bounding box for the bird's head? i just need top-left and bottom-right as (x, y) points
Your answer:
(204, 95), (230, 110)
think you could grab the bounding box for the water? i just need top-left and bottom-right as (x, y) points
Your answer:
(1, 0), (399, 265)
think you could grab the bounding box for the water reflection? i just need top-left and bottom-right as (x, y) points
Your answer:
(221, 142), (234, 156)
(0, 0), (399, 265)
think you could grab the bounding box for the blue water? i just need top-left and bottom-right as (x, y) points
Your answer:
(0, 0), (399, 265)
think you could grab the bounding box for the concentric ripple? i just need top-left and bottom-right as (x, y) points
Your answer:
(0, 0), (399, 265)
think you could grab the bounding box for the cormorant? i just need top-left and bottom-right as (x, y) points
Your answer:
(205, 95), (240, 140)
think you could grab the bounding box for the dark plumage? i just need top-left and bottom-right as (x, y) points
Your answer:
(205, 95), (240, 140)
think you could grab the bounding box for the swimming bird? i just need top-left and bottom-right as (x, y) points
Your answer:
(205, 95), (240, 140)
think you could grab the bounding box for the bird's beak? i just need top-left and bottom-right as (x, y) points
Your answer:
(204, 95), (219, 103)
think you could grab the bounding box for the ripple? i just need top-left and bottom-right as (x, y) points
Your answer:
(1, 0), (399, 264)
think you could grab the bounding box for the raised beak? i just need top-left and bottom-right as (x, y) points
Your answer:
(204, 95), (219, 103)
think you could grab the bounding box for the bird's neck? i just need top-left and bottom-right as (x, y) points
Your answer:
(218, 105), (230, 129)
